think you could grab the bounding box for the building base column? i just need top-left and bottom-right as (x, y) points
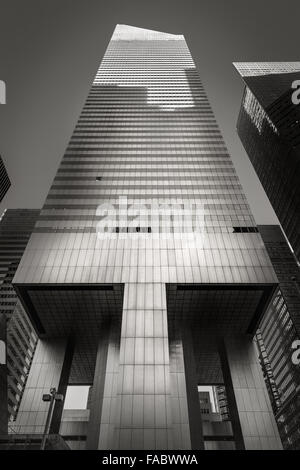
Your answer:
(113, 283), (173, 450)
(219, 336), (282, 450)
(13, 337), (73, 435)
(89, 283), (204, 450)
(169, 325), (204, 449)
(86, 320), (120, 450)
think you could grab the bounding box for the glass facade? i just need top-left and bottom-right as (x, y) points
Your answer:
(12, 26), (282, 450)
(234, 62), (300, 262)
(257, 225), (300, 450)
(235, 66), (300, 448)
(0, 209), (39, 422)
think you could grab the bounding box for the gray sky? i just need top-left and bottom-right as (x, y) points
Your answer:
(0, 0), (299, 222)
(64, 385), (89, 410)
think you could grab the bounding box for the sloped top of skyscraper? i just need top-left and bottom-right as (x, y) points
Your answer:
(111, 24), (184, 41)
(233, 62), (300, 77)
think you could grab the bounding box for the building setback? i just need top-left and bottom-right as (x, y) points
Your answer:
(12, 26), (282, 450)
(234, 62), (300, 262)
(0, 209), (39, 425)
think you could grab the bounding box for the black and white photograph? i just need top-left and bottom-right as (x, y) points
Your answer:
(0, 0), (299, 461)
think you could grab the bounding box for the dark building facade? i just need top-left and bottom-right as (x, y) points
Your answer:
(0, 156), (10, 203)
(215, 385), (230, 422)
(256, 225), (300, 450)
(234, 62), (300, 262)
(0, 209), (39, 425)
(255, 329), (282, 414)
(11, 26), (282, 450)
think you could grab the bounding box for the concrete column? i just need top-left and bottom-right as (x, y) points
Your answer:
(169, 336), (191, 449)
(89, 283), (204, 450)
(113, 283), (173, 450)
(50, 337), (74, 434)
(169, 326), (204, 449)
(182, 328), (204, 449)
(13, 337), (71, 434)
(220, 336), (283, 450)
(86, 320), (120, 450)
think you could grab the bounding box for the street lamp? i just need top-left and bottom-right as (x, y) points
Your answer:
(40, 387), (64, 450)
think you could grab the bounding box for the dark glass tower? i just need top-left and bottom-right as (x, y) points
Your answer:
(0, 209), (39, 426)
(11, 26), (282, 450)
(234, 62), (300, 262)
(256, 225), (300, 450)
(0, 156), (10, 203)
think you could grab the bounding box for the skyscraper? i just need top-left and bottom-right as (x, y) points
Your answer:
(0, 156), (10, 203)
(234, 62), (300, 262)
(198, 389), (234, 450)
(12, 25), (282, 450)
(0, 209), (39, 425)
(256, 225), (300, 450)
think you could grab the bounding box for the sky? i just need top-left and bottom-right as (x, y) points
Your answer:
(63, 385), (217, 412)
(0, 0), (300, 222)
(64, 385), (89, 410)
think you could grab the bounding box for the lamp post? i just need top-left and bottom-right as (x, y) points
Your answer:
(40, 387), (64, 450)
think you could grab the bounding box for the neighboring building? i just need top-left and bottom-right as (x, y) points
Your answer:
(256, 225), (300, 450)
(198, 390), (234, 449)
(59, 409), (90, 450)
(234, 62), (300, 262)
(235, 65), (300, 448)
(0, 209), (40, 423)
(0, 156), (10, 203)
(0, 210), (40, 316)
(6, 304), (38, 423)
(255, 330), (282, 414)
(215, 385), (230, 421)
(199, 391), (213, 417)
(12, 25), (282, 450)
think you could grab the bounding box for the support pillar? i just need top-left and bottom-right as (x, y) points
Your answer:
(219, 336), (283, 450)
(13, 337), (72, 435)
(50, 336), (74, 434)
(169, 325), (204, 449)
(89, 283), (204, 450)
(113, 283), (173, 450)
(182, 328), (204, 449)
(86, 320), (120, 449)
